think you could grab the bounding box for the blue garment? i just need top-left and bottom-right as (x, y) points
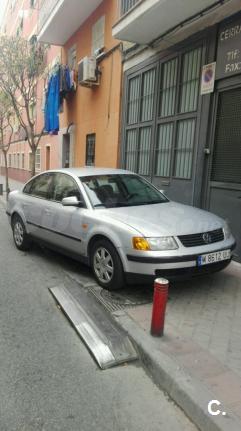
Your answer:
(44, 70), (60, 133)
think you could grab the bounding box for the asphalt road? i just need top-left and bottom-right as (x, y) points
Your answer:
(0, 201), (197, 431)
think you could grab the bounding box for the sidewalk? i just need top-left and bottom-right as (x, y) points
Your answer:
(113, 262), (241, 431)
(0, 175), (23, 205)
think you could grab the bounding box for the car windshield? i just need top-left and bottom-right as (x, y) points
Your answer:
(80, 174), (168, 208)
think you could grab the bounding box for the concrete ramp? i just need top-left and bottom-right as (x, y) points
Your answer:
(49, 284), (138, 370)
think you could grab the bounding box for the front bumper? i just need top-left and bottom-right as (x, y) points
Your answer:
(124, 241), (236, 284)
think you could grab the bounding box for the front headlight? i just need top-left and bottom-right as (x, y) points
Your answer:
(133, 236), (178, 251)
(223, 223), (231, 239)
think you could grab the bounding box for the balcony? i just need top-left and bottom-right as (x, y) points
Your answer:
(120, 0), (140, 16)
(38, 0), (103, 45)
(113, 0), (241, 47)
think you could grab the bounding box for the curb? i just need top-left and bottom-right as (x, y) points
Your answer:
(113, 311), (241, 431)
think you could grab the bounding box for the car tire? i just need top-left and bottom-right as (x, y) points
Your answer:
(90, 239), (124, 290)
(12, 214), (32, 251)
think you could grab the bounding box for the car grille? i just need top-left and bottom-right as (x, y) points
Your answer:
(178, 228), (224, 248)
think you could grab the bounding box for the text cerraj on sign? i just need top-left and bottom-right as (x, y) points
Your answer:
(216, 18), (241, 80)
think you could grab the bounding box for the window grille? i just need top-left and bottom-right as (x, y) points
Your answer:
(120, 0), (139, 16)
(124, 46), (202, 180)
(86, 134), (96, 166)
(35, 149), (41, 172)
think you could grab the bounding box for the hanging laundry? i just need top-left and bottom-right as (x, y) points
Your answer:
(44, 64), (76, 134)
(44, 69), (60, 134)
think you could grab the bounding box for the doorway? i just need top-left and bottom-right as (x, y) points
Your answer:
(62, 134), (70, 168)
(46, 146), (50, 171)
(207, 85), (241, 261)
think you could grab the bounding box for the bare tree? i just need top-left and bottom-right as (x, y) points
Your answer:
(0, 35), (47, 177)
(0, 92), (13, 197)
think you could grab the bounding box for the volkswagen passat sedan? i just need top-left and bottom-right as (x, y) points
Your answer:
(6, 168), (236, 290)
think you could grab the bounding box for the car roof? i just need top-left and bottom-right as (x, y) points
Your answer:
(46, 167), (134, 177)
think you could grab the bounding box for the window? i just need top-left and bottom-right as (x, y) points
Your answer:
(29, 152), (33, 171)
(9, 154), (11, 167)
(68, 45), (77, 70)
(30, 0), (36, 8)
(17, 153), (20, 169)
(30, 173), (53, 199)
(81, 174), (168, 208)
(86, 134), (96, 166)
(30, 101), (36, 122)
(92, 16), (105, 55)
(52, 173), (82, 202)
(125, 67), (156, 176)
(35, 148), (41, 172)
(21, 153), (25, 169)
(124, 46), (202, 180)
(11, 0), (16, 12)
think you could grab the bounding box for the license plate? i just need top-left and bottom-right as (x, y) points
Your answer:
(197, 249), (231, 266)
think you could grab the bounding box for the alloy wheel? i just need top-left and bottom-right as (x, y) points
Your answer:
(93, 246), (114, 284)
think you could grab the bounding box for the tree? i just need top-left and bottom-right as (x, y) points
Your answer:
(0, 92), (13, 197)
(0, 35), (47, 177)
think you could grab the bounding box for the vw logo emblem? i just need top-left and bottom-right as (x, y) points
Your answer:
(203, 233), (212, 244)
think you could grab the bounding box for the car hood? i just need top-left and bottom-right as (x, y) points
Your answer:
(100, 201), (224, 237)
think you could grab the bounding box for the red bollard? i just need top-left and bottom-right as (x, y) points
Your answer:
(151, 278), (169, 336)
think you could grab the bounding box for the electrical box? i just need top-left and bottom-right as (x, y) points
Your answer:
(78, 56), (98, 87)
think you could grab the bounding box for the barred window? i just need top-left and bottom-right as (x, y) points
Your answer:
(35, 149), (41, 172)
(124, 47), (201, 180)
(86, 134), (96, 166)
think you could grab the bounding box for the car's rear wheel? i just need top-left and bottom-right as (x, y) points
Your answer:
(12, 215), (32, 251)
(91, 239), (124, 290)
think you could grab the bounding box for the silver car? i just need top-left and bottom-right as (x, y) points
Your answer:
(6, 168), (236, 290)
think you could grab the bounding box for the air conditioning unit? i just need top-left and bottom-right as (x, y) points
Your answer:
(78, 56), (99, 87)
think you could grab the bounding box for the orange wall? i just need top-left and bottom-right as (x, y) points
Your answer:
(61, 0), (122, 168)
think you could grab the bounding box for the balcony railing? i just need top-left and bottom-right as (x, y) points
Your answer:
(38, 0), (59, 35)
(120, 0), (140, 17)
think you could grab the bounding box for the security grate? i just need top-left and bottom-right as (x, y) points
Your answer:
(178, 228), (224, 247)
(211, 88), (241, 184)
(124, 46), (202, 180)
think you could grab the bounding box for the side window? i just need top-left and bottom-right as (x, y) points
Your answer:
(30, 173), (53, 199)
(23, 179), (34, 194)
(52, 173), (82, 203)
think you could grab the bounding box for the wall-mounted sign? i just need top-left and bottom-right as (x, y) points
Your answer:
(216, 17), (241, 80)
(201, 62), (216, 95)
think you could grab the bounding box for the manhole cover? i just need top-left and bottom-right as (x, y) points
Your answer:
(88, 284), (153, 313)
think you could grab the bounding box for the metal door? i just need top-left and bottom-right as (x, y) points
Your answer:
(207, 86), (241, 261)
(123, 45), (204, 205)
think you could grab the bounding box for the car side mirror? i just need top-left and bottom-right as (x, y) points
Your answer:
(62, 196), (85, 207)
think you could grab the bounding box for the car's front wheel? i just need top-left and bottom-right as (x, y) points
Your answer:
(12, 215), (32, 251)
(91, 239), (124, 290)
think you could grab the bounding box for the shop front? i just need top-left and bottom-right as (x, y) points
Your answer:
(121, 12), (241, 261)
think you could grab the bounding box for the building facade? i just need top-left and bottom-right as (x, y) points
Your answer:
(38, 0), (122, 171)
(0, 0), (62, 183)
(112, 0), (241, 261)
